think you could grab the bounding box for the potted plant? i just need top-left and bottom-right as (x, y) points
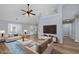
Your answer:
(21, 34), (25, 42)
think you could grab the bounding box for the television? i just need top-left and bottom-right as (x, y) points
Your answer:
(43, 25), (57, 34)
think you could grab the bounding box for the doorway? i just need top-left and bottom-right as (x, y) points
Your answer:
(63, 23), (75, 44)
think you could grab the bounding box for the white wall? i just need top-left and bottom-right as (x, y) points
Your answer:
(38, 5), (63, 43)
(75, 18), (79, 42)
(70, 21), (75, 40)
(0, 20), (8, 33)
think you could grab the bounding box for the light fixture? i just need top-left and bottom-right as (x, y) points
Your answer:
(21, 4), (36, 16)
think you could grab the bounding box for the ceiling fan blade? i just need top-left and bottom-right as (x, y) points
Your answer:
(22, 13), (26, 15)
(30, 13), (36, 15)
(29, 10), (33, 12)
(21, 10), (27, 12)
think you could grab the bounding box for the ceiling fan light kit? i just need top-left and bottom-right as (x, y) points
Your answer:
(22, 4), (36, 16)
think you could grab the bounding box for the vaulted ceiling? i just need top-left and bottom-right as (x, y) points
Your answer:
(0, 4), (79, 24)
(0, 4), (57, 24)
(63, 4), (79, 20)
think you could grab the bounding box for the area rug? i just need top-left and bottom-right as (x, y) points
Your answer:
(5, 41), (25, 54)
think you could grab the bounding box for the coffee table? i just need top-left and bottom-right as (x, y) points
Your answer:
(17, 38), (49, 54)
(17, 39), (38, 54)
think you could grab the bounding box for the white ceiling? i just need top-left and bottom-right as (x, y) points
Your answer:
(0, 4), (57, 24)
(1, 4), (79, 24)
(63, 4), (79, 20)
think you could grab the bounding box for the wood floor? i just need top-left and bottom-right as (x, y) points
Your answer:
(0, 43), (10, 54)
(53, 37), (79, 54)
(0, 35), (79, 54)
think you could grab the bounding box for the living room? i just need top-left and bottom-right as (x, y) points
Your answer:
(0, 4), (59, 54)
(0, 4), (79, 54)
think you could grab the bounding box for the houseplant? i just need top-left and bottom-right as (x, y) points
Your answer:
(20, 33), (25, 42)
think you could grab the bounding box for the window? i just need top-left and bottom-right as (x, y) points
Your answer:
(8, 23), (22, 34)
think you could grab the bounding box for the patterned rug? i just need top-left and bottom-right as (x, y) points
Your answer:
(5, 41), (25, 54)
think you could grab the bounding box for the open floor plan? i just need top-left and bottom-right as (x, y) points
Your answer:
(0, 4), (79, 54)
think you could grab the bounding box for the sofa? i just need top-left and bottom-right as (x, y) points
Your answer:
(4, 32), (30, 43)
(5, 36), (21, 43)
(0, 37), (5, 42)
(1, 33), (21, 43)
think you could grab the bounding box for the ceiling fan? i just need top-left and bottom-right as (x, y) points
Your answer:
(21, 4), (36, 16)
